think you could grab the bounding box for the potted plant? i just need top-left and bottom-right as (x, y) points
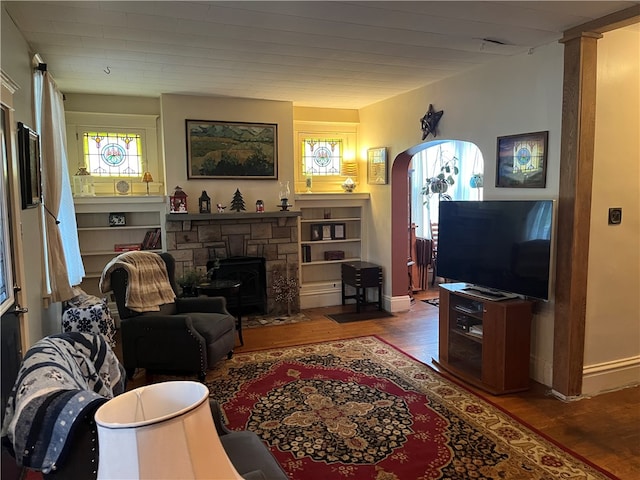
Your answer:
(177, 269), (205, 297)
(420, 156), (459, 202)
(421, 155), (459, 248)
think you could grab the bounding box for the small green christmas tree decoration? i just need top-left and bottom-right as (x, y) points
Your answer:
(230, 188), (246, 212)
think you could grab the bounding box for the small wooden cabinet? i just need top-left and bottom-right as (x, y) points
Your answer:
(435, 283), (533, 395)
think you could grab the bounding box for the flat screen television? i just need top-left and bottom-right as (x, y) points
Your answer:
(437, 200), (553, 301)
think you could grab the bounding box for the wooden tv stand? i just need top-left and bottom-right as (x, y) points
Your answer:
(434, 283), (533, 395)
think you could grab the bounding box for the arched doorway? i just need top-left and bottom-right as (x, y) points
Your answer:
(390, 140), (483, 297)
(410, 140), (484, 239)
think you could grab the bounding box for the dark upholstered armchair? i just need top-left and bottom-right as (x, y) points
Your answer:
(105, 252), (236, 381)
(210, 401), (289, 480)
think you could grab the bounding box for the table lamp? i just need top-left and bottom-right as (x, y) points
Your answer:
(341, 160), (358, 193)
(142, 171), (153, 195)
(94, 381), (243, 479)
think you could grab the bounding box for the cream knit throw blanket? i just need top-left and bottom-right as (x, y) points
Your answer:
(99, 251), (176, 312)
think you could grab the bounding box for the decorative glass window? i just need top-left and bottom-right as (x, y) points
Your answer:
(301, 138), (342, 176)
(83, 131), (142, 177)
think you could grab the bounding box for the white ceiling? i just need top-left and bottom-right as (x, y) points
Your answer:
(4, 1), (637, 109)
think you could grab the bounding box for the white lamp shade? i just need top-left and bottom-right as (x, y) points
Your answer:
(94, 381), (243, 480)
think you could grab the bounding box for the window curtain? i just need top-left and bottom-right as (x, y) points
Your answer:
(0, 124), (14, 313)
(34, 69), (84, 302)
(411, 141), (484, 239)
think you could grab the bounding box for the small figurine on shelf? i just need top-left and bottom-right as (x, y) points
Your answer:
(216, 203), (226, 213)
(230, 189), (246, 212)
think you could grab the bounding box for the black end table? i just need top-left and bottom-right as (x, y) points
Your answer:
(197, 280), (243, 345)
(341, 261), (383, 313)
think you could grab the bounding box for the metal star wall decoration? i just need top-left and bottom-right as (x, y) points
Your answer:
(420, 104), (444, 140)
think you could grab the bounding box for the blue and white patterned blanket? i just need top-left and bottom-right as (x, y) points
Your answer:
(1, 332), (125, 473)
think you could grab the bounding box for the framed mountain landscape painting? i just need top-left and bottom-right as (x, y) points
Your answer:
(186, 120), (278, 179)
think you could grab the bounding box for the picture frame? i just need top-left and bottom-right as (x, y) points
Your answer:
(495, 131), (548, 188)
(310, 224), (323, 241)
(322, 224), (332, 241)
(367, 147), (388, 185)
(331, 223), (346, 240)
(109, 212), (126, 227)
(17, 122), (41, 209)
(186, 119), (278, 179)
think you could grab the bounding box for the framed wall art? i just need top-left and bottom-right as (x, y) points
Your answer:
(322, 224), (332, 241)
(331, 223), (346, 240)
(17, 122), (41, 209)
(310, 224), (323, 241)
(367, 147), (388, 185)
(186, 120), (278, 179)
(495, 131), (548, 188)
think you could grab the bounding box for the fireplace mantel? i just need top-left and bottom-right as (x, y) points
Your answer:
(165, 210), (301, 222)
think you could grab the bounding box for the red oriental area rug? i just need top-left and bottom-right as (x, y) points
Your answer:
(206, 336), (617, 480)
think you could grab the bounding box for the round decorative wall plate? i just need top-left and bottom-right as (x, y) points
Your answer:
(115, 180), (130, 195)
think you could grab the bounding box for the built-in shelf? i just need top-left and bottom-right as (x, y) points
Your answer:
(74, 196), (167, 300)
(296, 195), (369, 309)
(294, 193), (370, 201)
(301, 257), (361, 266)
(300, 239), (361, 245)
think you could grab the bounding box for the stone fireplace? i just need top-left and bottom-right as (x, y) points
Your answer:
(165, 211), (301, 313)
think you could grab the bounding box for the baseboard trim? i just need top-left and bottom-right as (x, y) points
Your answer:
(299, 283), (341, 309)
(388, 295), (411, 313)
(581, 355), (640, 396)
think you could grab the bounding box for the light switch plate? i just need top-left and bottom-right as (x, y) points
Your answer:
(608, 207), (622, 225)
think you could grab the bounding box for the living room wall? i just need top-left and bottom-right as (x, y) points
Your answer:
(583, 25), (640, 394)
(160, 94), (294, 212)
(1, 7), (61, 344)
(358, 41), (564, 386)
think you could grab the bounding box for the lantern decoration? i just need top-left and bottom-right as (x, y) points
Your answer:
(278, 181), (291, 211)
(169, 186), (188, 213)
(199, 190), (211, 214)
(72, 167), (95, 197)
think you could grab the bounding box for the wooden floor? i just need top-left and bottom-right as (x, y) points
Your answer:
(127, 287), (640, 480)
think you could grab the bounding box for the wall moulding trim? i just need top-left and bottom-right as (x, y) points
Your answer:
(165, 211), (301, 222)
(581, 355), (640, 396)
(74, 195), (166, 205)
(388, 294), (411, 313)
(1, 70), (20, 95)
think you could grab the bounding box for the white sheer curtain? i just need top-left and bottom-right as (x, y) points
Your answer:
(411, 140), (484, 239)
(0, 124), (14, 314)
(34, 68), (84, 302)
